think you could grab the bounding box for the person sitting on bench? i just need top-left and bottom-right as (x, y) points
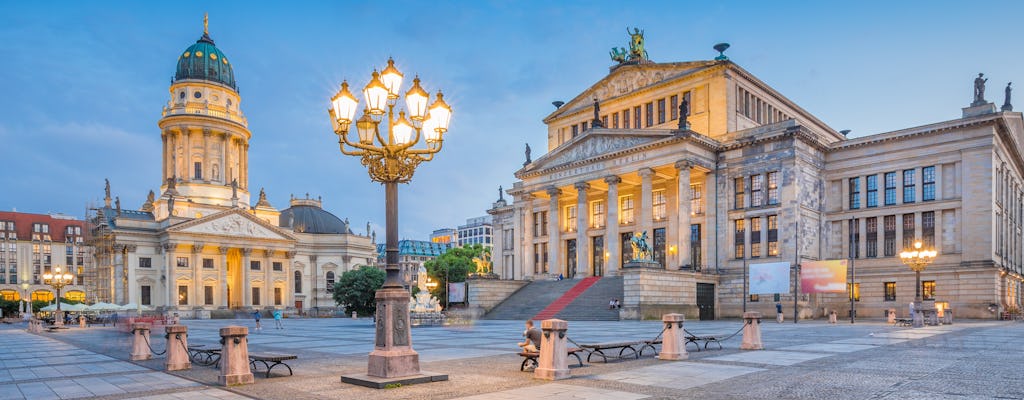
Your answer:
(517, 320), (541, 353)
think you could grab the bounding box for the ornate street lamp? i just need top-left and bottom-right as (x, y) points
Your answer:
(21, 281), (31, 318)
(329, 58), (451, 385)
(42, 266), (74, 327)
(899, 240), (936, 327)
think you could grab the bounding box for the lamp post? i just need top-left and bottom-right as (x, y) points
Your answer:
(899, 240), (936, 328)
(43, 266), (74, 327)
(329, 58), (451, 383)
(21, 281), (31, 319)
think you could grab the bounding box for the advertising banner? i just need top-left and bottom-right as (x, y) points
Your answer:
(800, 260), (848, 293)
(447, 282), (466, 303)
(748, 262), (791, 294)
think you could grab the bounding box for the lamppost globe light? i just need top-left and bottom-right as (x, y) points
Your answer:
(428, 91), (452, 135)
(405, 76), (429, 124)
(914, 241), (922, 249)
(380, 57), (404, 103)
(423, 114), (441, 143)
(331, 81), (359, 131)
(355, 109), (376, 144)
(393, 112), (414, 145)
(363, 70), (390, 121)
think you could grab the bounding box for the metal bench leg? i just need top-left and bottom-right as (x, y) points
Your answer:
(570, 352), (582, 367)
(619, 346), (638, 359)
(266, 361), (292, 377)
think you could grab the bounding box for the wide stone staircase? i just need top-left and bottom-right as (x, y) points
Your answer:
(482, 276), (623, 321)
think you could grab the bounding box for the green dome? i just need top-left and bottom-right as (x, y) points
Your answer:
(174, 32), (236, 90)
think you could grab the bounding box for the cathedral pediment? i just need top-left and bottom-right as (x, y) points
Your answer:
(168, 208), (295, 241)
(545, 61), (718, 123)
(519, 130), (672, 176)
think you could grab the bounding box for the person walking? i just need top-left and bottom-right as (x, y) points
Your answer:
(253, 310), (262, 331)
(776, 302), (784, 323)
(273, 309), (284, 329)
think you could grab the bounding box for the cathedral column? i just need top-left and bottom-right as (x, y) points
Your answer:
(242, 248), (252, 308)
(264, 250), (273, 307)
(191, 243), (202, 307)
(242, 143), (249, 189)
(285, 251), (295, 308)
(202, 130), (212, 182)
(163, 243), (175, 308)
(546, 187), (562, 276)
(605, 175), (621, 276)
(309, 255), (318, 312)
(125, 245), (138, 305)
(522, 195), (535, 278)
(676, 161), (693, 269)
(183, 128), (193, 180)
(639, 168), (654, 239)
(574, 182), (590, 278)
(113, 244), (126, 304)
(161, 133), (168, 182)
(219, 247), (229, 308)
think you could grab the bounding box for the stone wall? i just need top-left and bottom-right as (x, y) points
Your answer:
(620, 267), (718, 320)
(467, 278), (529, 315)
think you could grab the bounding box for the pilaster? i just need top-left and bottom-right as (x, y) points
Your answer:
(546, 187), (562, 276)
(574, 182), (590, 278)
(676, 161), (693, 268)
(605, 175), (621, 276)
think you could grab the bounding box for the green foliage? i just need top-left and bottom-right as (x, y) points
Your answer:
(333, 265), (385, 317)
(31, 300), (49, 312)
(424, 244), (486, 308)
(384, 383), (403, 389)
(0, 299), (19, 317)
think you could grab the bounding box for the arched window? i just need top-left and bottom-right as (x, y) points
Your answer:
(294, 271), (302, 293)
(326, 271), (335, 292)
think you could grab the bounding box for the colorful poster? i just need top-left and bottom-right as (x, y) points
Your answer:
(447, 282), (466, 303)
(748, 262), (791, 294)
(800, 260), (848, 293)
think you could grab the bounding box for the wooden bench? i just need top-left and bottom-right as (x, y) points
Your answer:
(685, 335), (722, 351)
(893, 318), (913, 327)
(517, 348), (584, 371)
(249, 352), (298, 378)
(579, 341), (641, 363)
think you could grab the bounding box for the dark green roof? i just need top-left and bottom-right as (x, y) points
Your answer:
(377, 240), (452, 258)
(174, 32), (236, 90)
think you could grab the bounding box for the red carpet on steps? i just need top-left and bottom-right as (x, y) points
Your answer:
(532, 277), (601, 320)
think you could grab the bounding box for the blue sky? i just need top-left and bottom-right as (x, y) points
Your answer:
(0, 1), (1020, 239)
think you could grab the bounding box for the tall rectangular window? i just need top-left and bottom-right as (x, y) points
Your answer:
(653, 228), (666, 267)
(866, 217), (878, 258)
(884, 282), (897, 301)
(922, 166), (936, 201)
(734, 219), (745, 259)
(884, 215), (896, 257)
(139, 257), (152, 268)
(652, 190), (666, 221)
(657, 98), (666, 124)
(690, 224), (702, 267)
(866, 175), (878, 207)
(581, 121), (588, 132)
(849, 177), (861, 209)
(690, 183), (704, 214)
(178, 285), (188, 305)
(565, 205), (577, 232)
(849, 218), (860, 258)
(767, 171), (779, 205)
(591, 200), (605, 228)
(633, 106), (641, 129)
(922, 211), (935, 249)
(141, 286), (151, 305)
(750, 217), (762, 258)
(274, 287), (282, 305)
(620, 195), (635, 224)
(252, 288), (261, 306)
(922, 281), (936, 300)
(903, 169), (916, 203)
(903, 214), (915, 248)
(645, 102), (654, 127)
(571, 124), (579, 137)
(751, 175), (764, 207)
(734, 177), (746, 209)
(204, 286), (214, 305)
(250, 260), (261, 270)
(176, 257), (188, 268)
(621, 233), (634, 265)
(670, 95), (679, 120)
(622, 109), (630, 129)
(612, 113), (619, 129)
(884, 172), (897, 205)
(767, 215), (779, 256)
(194, 162), (202, 180)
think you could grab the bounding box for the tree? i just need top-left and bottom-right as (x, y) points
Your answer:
(333, 265), (385, 317)
(424, 244), (486, 308)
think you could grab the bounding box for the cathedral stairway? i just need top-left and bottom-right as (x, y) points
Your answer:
(533, 277), (601, 320)
(482, 276), (622, 321)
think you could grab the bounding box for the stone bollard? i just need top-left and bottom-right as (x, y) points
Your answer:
(740, 312), (764, 350)
(218, 326), (254, 386)
(886, 309), (896, 325)
(130, 323), (153, 361)
(535, 319), (570, 380)
(165, 325), (191, 371)
(351, 311), (357, 319)
(657, 313), (688, 360)
(79, 315), (87, 328)
(945, 309), (953, 324)
(828, 310), (837, 324)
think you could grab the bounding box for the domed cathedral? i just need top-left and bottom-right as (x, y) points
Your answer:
(87, 16), (376, 317)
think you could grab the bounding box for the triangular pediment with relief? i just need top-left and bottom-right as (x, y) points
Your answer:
(545, 61), (718, 122)
(520, 130), (671, 175)
(168, 209), (296, 241)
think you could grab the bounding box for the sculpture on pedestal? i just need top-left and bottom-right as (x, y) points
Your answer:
(524, 143), (532, 166)
(1003, 82), (1013, 112)
(591, 98), (604, 128)
(630, 231), (653, 261)
(973, 73), (989, 106)
(678, 97), (690, 130)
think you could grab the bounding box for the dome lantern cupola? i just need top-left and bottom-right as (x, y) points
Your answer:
(174, 14), (236, 90)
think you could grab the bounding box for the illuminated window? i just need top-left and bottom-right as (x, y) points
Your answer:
(591, 200), (605, 228)
(565, 205), (577, 232)
(734, 177), (745, 209)
(922, 280), (935, 301)
(751, 175), (764, 207)
(767, 172), (779, 205)
(848, 283), (860, 301)
(734, 219), (745, 259)
(690, 183), (704, 215)
(884, 282), (896, 301)
(767, 215), (779, 256)
(620, 195), (635, 224)
(750, 217), (761, 258)
(652, 190), (666, 221)
(178, 285), (188, 305)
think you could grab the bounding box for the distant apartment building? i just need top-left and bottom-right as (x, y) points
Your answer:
(430, 228), (457, 244)
(0, 211), (93, 304)
(457, 216), (493, 250)
(377, 239), (453, 288)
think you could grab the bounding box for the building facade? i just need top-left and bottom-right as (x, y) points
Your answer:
(457, 216), (493, 249)
(0, 212), (92, 305)
(376, 240), (453, 289)
(430, 228), (457, 244)
(489, 45), (1024, 319)
(87, 21), (375, 316)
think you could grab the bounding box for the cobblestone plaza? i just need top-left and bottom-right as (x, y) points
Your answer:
(1, 318), (1021, 399)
